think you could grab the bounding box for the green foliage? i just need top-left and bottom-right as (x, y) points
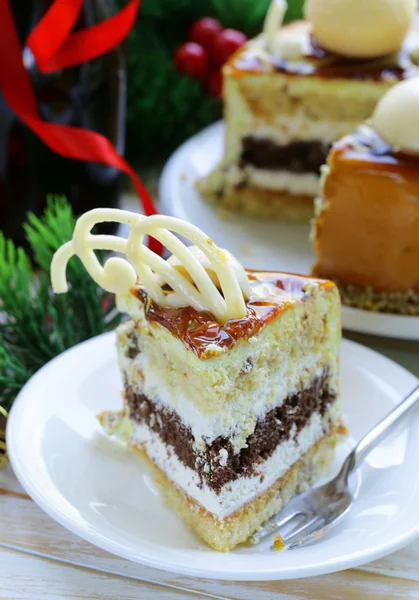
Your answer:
(211, 0), (272, 36)
(0, 197), (121, 413)
(211, 0), (304, 32)
(123, 10), (220, 167)
(284, 0), (305, 21)
(138, 0), (214, 20)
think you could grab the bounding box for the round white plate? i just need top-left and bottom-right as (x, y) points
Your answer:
(7, 332), (419, 581)
(159, 121), (419, 341)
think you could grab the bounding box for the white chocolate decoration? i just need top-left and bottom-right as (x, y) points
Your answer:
(51, 208), (138, 295)
(263, 1), (307, 60)
(270, 28), (304, 60)
(50, 209), (250, 324)
(263, 0), (288, 51)
(371, 77), (419, 152)
(305, 0), (416, 59)
(160, 245), (250, 296)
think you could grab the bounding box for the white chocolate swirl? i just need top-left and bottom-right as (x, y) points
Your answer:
(263, 0), (287, 49)
(51, 209), (250, 324)
(263, 0), (305, 60)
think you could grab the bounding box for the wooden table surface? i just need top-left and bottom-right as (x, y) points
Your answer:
(1, 337), (419, 599)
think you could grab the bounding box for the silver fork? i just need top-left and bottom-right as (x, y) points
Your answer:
(252, 383), (419, 551)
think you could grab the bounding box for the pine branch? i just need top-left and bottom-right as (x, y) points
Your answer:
(0, 343), (33, 412)
(0, 197), (121, 413)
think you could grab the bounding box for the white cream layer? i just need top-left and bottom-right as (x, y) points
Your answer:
(130, 410), (330, 517)
(244, 166), (320, 195)
(119, 345), (325, 448)
(248, 120), (354, 145)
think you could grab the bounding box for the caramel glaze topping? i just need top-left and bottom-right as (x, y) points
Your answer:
(226, 19), (419, 82)
(313, 126), (419, 294)
(337, 125), (419, 173)
(132, 271), (333, 359)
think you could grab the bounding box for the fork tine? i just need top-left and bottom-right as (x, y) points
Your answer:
(286, 501), (352, 550)
(251, 501), (302, 544)
(286, 523), (327, 550)
(280, 516), (324, 549)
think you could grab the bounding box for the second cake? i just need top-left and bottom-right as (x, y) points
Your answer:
(312, 78), (419, 315)
(198, 0), (419, 221)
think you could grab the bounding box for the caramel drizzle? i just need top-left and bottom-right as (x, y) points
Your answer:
(228, 21), (419, 81)
(136, 272), (327, 357)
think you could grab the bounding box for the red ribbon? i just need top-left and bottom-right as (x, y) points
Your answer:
(0, 0), (161, 254)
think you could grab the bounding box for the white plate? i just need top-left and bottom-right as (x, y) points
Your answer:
(159, 121), (419, 341)
(7, 332), (419, 581)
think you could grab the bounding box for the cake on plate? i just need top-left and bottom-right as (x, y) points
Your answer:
(51, 210), (343, 551)
(198, 0), (419, 220)
(312, 77), (419, 315)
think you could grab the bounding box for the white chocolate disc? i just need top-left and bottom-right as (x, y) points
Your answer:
(305, 0), (416, 59)
(371, 77), (419, 152)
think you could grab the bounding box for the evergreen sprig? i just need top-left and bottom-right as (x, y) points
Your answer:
(0, 197), (121, 413)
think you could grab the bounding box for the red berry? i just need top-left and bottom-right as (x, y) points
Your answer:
(173, 42), (208, 79)
(204, 71), (222, 97)
(210, 29), (247, 67)
(189, 17), (223, 49)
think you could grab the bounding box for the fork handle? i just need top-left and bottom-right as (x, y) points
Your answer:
(345, 383), (419, 476)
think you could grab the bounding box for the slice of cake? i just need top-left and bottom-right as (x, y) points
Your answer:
(198, 0), (419, 221)
(312, 78), (419, 316)
(51, 210), (343, 551)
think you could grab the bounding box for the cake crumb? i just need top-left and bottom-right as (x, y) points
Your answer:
(337, 422), (349, 436)
(240, 357), (254, 375)
(272, 534), (285, 551)
(218, 448), (228, 467)
(180, 172), (187, 181)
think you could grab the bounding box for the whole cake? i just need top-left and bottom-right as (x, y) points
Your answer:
(312, 77), (419, 315)
(198, 0), (419, 220)
(51, 210), (343, 551)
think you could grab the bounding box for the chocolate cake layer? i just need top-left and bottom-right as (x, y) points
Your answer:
(240, 137), (330, 174)
(125, 372), (335, 492)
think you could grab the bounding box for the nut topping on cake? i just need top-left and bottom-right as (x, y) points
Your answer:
(51, 209), (250, 324)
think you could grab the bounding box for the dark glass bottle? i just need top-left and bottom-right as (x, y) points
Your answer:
(0, 0), (126, 247)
